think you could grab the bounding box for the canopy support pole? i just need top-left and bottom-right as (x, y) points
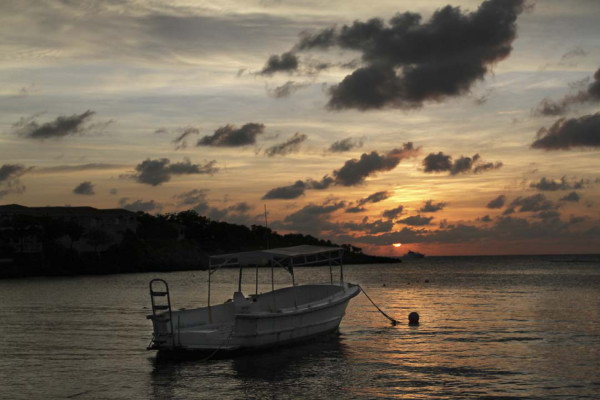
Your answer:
(291, 259), (297, 308)
(238, 265), (243, 293)
(208, 266), (212, 323)
(329, 259), (333, 284)
(340, 250), (344, 284)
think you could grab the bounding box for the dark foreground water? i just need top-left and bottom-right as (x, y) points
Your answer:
(1, 255), (599, 399)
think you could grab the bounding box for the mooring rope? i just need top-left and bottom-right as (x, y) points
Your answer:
(200, 326), (235, 361)
(358, 285), (398, 326)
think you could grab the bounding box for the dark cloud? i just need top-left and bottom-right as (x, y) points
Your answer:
(12, 110), (104, 139)
(345, 191), (390, 213)
(530, 177), (586, 191)
(569, 215), (587, 225)
(205, 202), (252, 222)
(130, 158), (217, 186)
(261, 177), (335, 200)
(334, 142), (420, 186)
(119, 198), (161, 213)
(533, 67), (600, 116)
(262, 180), (307, 200)
(398, 215), (434, 226)
(382, 205), (404, 220)
(345, 206), (366, 213)
(419, 200), (447, 213)
(109, 188), (118, 195)
(357, 191), (391, 206)
(473, 161), (504, 174)
(356, 212), (600, 247)
(486, 194), (506, 209)
(0, 164), (31, 197)
(35, 163), (127, 173)
(559, 47), (588, 66)
(173, 127), (200, 150)
(260, 52), (299, 75)
(0, 164), (30, 184)
(509, 194), (557, 213)
(533, 210), (561, 221)
(271, 201), (346, 235)
(173, 189), (255, 225)
(328, 137), (364, 152)
(272, 0), (526, 110)
(343, 217), (394, 234)
(174, 189), (209, 206)
(264, 132), (307, 157)
(502, 207), (515, 215)
(423, 152), (502, 175)
(267, 81), (309, 98)
(532, 112), (600, 150)
(73, 181), (95, 195)
(422, 152), (452, 172)
(197, 123), (265, 147)
(480, 215), (492, 222)
(560, 191), (580, 202)
(263, 143), (418, 199)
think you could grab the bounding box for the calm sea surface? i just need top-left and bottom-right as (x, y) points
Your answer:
(1, 255), (599, 399)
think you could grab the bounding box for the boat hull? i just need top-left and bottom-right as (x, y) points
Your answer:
(149, 283), (360, 354)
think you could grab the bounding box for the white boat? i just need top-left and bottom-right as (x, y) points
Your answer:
(146, 245), (360, 355)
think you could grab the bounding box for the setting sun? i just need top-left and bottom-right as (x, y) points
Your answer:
(393, 243), (402, 247)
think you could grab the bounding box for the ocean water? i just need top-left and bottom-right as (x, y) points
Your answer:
(1, 255), (599, 399)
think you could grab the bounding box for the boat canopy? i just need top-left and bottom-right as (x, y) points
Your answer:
(209, 245), (343, 270)
(206, 245), (346, 313)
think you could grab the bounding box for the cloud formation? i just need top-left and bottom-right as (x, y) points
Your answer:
(398, 215), (434, 226)
(73, 181), (95, 195)
(560, 191), (580, 202)
(346, 190), (391, 213)
(267, 0), (525, 110)
(262, 180), (309, 200)
(119, 198), (161, 213)
(343, 217), (394, 234)
(334, 143), (420, 185)
(534, 67), (600, 116)
(130, 158), (217, 186)
(509, 194), (557, 213)
(12, 110), (105, 140)
(328, 137), (364, 152)
(0, 164), (31, 198)
(197, 123), (265, 147)
(172, 127), (200, 150)
(267, 81), (310, 98)
(260, 52), (299, 75)
(264, 132), (307, 157)
(35, 163), (127, 174)
(532, 112), (600, 150)
(263, 142), (419, 199)
(486, 194), (506, 209)
(356, 213), (598, 247)
(382, 205), (404, 220)
(419, 200), (447, 213)
(423, 152), (502, 175)
(530, 177), (586, 191)
(173, 189), (254, 225)
(271, 201), (345, 235)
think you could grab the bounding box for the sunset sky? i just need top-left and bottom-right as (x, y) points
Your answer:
(1, 0), (599, 256)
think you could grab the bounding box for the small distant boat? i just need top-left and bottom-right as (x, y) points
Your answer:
(404, 250), (425, 259)
(146, 245), (360, 356)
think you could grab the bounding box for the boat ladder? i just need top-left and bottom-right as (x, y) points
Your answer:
(147, 279), (175, 348)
